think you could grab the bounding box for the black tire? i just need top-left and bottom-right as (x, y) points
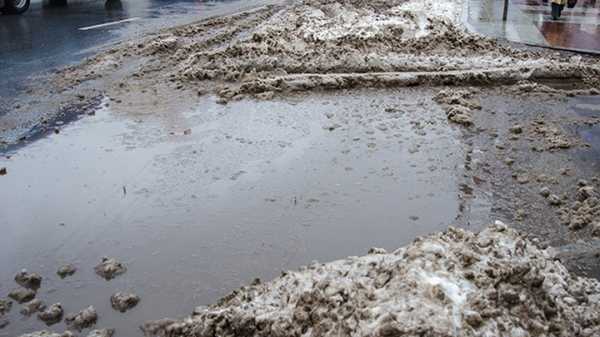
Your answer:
(2, 0), (31, 14)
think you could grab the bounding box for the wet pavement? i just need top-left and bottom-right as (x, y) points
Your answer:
(0, 89), (465, 336)
(462, 89), (600, 278)
(573, 95), (600, 169)
(0, 0), (282, 115)
(465, 0), (600, 52)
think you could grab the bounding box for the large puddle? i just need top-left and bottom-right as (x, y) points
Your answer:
(0, 89), (464, 336)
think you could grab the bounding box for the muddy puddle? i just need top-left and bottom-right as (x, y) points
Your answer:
(571, 95), (600, 168)
(0, 88), (465, 337)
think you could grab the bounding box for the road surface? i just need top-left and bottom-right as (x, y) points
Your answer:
(0, 0), (281, 115)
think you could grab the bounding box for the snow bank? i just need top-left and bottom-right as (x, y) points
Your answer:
(140, 0), (596, 99)
(142, 223), (600, 337)
(177, 0), (526, 81)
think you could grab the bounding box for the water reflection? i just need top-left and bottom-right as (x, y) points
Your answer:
(536, 15), (600, 50)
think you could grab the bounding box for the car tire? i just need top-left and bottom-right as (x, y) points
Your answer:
(1, 0), (31, 14)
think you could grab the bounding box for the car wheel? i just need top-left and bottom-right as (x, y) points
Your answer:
(1, 0), (31, 14)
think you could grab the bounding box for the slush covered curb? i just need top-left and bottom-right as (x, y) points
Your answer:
(142, 223), (600, 337)
(219, 65), (600, 98)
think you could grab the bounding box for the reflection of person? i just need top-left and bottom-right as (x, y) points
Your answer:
(551, 0), (567, 19)
(582, 0), (595, 8)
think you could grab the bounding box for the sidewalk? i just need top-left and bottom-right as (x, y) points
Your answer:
(465, 0), (600, 53)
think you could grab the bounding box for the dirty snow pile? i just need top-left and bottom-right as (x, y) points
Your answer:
(140, 0), (598, 98)
(177, 0), (513, 80)
(141, 223), (600, 337)
(433, 88), (482, 126)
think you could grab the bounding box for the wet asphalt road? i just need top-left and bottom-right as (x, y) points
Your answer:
(0, 0), (280, 115)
